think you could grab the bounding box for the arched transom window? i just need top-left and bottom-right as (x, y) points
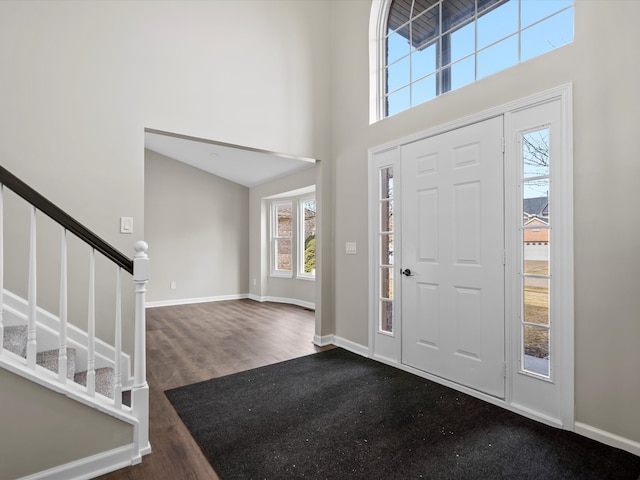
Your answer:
(379, 0), (574, 118)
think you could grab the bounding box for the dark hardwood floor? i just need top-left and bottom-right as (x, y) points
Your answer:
(96, 299), (331, 480)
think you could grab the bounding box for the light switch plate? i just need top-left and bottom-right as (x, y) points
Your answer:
(345, 241), (357, 255)
(120, 217), (133, 234)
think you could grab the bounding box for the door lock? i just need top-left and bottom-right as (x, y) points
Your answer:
(401, 268), (413, 276)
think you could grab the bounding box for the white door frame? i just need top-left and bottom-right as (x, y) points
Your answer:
(368, 84), (574, 430)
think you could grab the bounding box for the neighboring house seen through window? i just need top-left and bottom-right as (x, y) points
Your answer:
(382, 0), (574, 117)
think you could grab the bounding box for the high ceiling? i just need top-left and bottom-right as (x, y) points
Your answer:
(144, 129), (317, 188)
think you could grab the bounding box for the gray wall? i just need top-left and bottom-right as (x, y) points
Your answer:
(2, 0), (639, 473)
(329, 0), (640, 446)
(144, 149), (249, 304)
(0, 369), (133, 479)
(0, 0), (332, 474)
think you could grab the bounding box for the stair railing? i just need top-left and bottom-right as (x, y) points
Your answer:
(0, 164), (150, 457)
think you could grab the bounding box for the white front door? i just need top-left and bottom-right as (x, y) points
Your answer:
(400, 116), (505, 398)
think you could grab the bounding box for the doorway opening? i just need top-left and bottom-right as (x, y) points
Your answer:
(143, 128), (323, 342)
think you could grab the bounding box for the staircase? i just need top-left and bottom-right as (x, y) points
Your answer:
(4, 324), (116, 398)
(0, 165), (151, 479)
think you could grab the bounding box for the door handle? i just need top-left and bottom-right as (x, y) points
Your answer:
(401, 268), (413, 276)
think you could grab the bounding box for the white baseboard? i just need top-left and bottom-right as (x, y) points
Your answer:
(147, 293), (315, 310)
(19, 443), (140, 480)
(314, 335), (369, 357)
(248, 294), (315, 310)
(575, 422), (640, 457)
(313, 334), (334, 347)
(146, 293), (249, 308)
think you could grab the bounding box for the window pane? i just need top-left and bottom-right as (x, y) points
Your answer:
(381, 266), (394, 300)
(386, 85), (411, 116)
(381, 233), (394, 266)
(387, 29), (411, 65)
(477, 0), (517, 49)
(388, 0), (411, 33)
(477, 0), (508, 16)
(442, 0), (474, 32)
(412, 73), (437, 106)
(380, 299), (393, 332)
(411, 0), (439, 19)
(523, 232), (549, 275)
(523, 179), (549, 224)
(523, 128), (550, 178)
(450, 21), (475, 64)
(381, 199), (393, 232)
(276, 205), (292, 236)
(380, 166), (393, 200)
(523, 324), (550, 376)
(387, 55), (411, 93)
(275, 239), (292, 271)
(412, 42), (437, 80)
(524, 277), (549, 326)
(450, 55), (475, 91)
(521, 8), (574, 62)
(411, 3), (439, 48)
(477, 34), (517, 79)
(521, 0), (573, 28)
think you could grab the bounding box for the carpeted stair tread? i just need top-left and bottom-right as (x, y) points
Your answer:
(36, 348), (76, 380)
(74, 367), (115, 399)
(3, 325), (27, 357)
(4, 325), (77, 379)
(4, 323), (113, 398)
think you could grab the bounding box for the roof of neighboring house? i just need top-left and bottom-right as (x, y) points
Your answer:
(524, 196), (549, 216)
(524, 216), (549, 227)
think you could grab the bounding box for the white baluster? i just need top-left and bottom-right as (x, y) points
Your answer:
(86, 248), (96, 396)
(27, 206), (37, 369)
(0, 184), (4, 353)
(131, 241), (151, 457)
(113, 266), (123, 408)
(58, 229), (68, 383)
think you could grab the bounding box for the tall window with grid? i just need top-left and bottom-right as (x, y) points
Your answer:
(383, 0), (574, 117)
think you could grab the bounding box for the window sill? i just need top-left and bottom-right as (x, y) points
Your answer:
(270, 271), (293, 279)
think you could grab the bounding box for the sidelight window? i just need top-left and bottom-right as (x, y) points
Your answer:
(520, 127), (551, 377)
(378, 166), (394, 333)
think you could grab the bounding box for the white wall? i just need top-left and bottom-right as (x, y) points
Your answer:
(330, 0), (640, 447)
(145, 149), (249, 304)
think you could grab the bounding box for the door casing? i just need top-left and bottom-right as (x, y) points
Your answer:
(368, 84), (574, 430)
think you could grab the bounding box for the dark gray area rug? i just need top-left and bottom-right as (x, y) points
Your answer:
(165, 348), (640, 480)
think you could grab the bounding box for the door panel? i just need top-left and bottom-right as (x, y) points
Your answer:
(401, 116), (505, 398)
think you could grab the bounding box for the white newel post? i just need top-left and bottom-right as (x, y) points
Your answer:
(132, 240), (151, 459)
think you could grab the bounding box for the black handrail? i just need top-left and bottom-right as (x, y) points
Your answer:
(0, 165), (134, 274)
